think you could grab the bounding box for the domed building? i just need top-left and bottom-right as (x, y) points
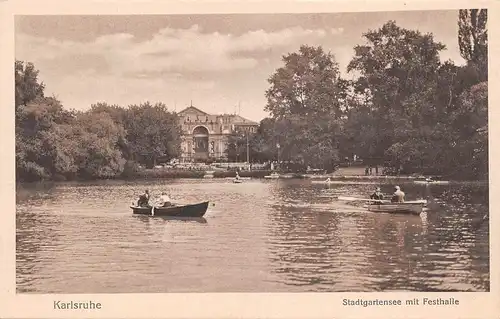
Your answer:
(177, 105), (258, 162)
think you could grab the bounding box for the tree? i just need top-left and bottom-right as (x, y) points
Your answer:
(265, 45), (342, 118)
(16, 97), (77, 181)
(263, 45), (344, 167)
(347, 21), (446, 166)
(123, 102), (181, 167)
(73, 112), (127, 179)
(15, 60), (45, 110)
(458, 9), (488, 81)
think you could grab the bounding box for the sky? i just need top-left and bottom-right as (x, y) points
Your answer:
(15, 11), (466, 122)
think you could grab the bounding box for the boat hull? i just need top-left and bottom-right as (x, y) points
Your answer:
(311, 180), (332, 184)
(130, 201), (209, 217)
(366, 203), (424, 215)
(130, 206), (153, 215)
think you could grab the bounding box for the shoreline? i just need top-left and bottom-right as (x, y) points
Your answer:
(15, 169), (488, 185)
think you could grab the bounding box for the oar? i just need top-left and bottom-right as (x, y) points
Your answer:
(337, 196), (390, 203)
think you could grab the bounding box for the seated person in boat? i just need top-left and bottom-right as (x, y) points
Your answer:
(158, 192), (173, 207)
(370, 187), (384, 201)
(325, 177), (331, 183)
(137, 190), (150, 207)
(391, 186), (405, 203)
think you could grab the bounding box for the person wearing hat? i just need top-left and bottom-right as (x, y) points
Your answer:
(370, 187), (384, 201)
(391, 186), (405, 203)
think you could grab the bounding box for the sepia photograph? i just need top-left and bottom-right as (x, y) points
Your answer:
(13, 8), (489, 297)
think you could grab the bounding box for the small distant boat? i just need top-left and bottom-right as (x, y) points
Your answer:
(130, 201), (209, 217)
(264, 172), (280, 179)
(233, 179), (243, 183)
(225, 177), (251, 180)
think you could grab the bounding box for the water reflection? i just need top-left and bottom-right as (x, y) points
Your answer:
(133, 215), (208, 224)
(16, 179), (489, 293)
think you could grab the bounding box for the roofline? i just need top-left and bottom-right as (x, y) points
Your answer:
(177, 106), (209, 115)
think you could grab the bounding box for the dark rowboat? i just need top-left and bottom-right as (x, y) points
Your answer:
(130, 201), (209, 217)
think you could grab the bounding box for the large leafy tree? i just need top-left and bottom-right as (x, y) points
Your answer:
(265, 45), (342, 118)
(15, 61), (45, 110)
(123, 102), (181, 167)
(458, 9), (488, 81)
(16, 96), (77, 181)
(73, 112), (127, 179)
(263, 45), (343, 167)
(346, 21), (446, 168)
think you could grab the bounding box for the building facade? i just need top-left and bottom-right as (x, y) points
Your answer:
(177, 106), (259, 162)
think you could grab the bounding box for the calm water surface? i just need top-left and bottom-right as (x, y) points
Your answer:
(16, 179), (489, 293)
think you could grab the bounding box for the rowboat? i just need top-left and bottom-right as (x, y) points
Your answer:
(225, 177), (251, 180)
(264, 172), (280, 179)
(233, 179), (243, 183)
(337, 196), (427, 215)
(364, 202), (425, 215)
(130, 201), (209, 217)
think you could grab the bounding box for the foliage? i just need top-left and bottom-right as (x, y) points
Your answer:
(123, 102), (181, 167)
(15, 61), (45, 110)
(15, 62), (182, 181)
(265, 45), (342, 118)
(15, 13), (489, 181)
(262, 45), (344, 168)
(458, 9), (488, 81)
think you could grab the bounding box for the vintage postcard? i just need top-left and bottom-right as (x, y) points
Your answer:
(0, 0), (498, 318)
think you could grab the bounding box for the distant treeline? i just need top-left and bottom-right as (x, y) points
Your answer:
(15, 10), (487, 182)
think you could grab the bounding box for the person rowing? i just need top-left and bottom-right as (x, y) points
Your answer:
(325, 177), (331, 183)
(391, 186), (405, 203)
(137, 189), (150, 207)
(370, 187), (384, 200)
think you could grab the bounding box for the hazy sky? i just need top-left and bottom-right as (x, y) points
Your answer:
(15, 11), (465, 121)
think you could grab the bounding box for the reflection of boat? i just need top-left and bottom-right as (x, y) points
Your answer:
(264, 172), (280, 179)
(157, 216), (208, 223)
(130, 201), (209, 217)
(364, 202), (425, 215)
(311, 179), (332, 184)
(414, 176), (449, 185)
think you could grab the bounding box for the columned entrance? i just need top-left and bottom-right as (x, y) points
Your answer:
(193, 126), (209, 161)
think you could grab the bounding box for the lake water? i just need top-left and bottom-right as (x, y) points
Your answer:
(16, 178), (489, 293)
